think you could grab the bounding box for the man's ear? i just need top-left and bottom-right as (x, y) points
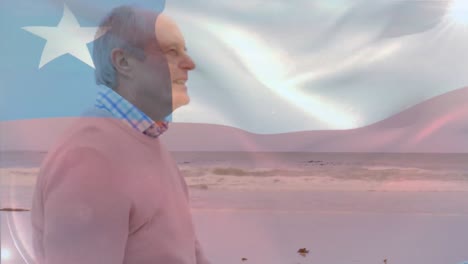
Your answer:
(111, 48), (133, 78)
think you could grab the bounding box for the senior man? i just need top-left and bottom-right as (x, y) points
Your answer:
(31, 5), (211, 264)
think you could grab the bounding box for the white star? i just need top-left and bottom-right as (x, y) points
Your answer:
(22, 4), (104, 69)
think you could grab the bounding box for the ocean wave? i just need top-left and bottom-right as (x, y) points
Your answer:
(184, 174), (468, 192)
(2, 166), (468, 192)
(0, 168), (38, 187)
(180, 166), (468, 181)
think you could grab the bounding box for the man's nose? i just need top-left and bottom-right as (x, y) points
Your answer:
(180, 54), (196, 70)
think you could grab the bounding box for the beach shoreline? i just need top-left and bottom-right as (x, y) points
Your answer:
(3, 188), (468, 264)
(1, 151), (468, 263)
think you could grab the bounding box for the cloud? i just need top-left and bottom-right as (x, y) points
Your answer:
(166, 0), (467, 133)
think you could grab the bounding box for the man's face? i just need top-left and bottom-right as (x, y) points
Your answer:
(132, 14), (196, 120)
(155, 15), (196, 110)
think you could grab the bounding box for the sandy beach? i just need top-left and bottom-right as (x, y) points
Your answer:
(1, 151), (468, 263)
(2, 188), (468, 264)
(189, 189), (468, 264)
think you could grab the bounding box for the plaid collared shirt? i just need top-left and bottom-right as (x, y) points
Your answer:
(95, 86), (168, 138)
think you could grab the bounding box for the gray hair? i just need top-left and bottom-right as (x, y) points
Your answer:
(93, 5), (159, 89)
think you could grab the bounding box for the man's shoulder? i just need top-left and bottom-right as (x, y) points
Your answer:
(42, 115), (128, 167)
(37, 118), (131, 186)
(53, 119), (117, 150)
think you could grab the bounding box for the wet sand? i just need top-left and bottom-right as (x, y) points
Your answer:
(2, 188), (468, 264)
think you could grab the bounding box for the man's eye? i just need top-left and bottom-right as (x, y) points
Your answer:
(167, 49), (178, 56)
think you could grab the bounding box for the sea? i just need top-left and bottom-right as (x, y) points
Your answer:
(1, 151), (468, 195)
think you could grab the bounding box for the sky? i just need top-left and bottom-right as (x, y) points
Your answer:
(0, 0), (467, 134)
(167, 0), (468, 133)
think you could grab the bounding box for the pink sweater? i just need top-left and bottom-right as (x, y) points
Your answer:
(31, 115), (211, 264)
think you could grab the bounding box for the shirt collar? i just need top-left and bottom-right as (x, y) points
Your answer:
(95, 86), (169, 138)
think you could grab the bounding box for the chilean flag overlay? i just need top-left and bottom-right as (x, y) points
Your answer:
(0, 0), (467, 139)
(1, 1), (468, 264)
